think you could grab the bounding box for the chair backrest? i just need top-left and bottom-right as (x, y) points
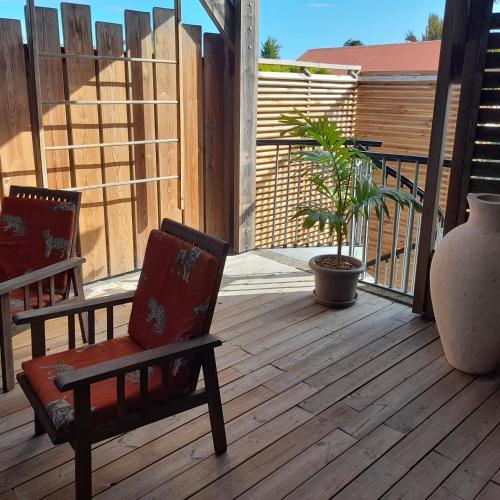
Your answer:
(8, 186), (81, 257)
(0, 186), (82, 292)
(128, 219), (229, 395)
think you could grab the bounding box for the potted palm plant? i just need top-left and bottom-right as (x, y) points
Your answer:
(281, 111), (422, 307)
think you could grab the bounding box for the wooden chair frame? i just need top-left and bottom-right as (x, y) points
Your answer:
(1, 186), (87, 392)
(14, 219), (230, 500)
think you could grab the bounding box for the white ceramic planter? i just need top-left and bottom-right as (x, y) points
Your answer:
(430, 193), (500, 374)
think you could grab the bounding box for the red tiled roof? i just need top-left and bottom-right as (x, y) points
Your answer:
(299, 41), (441, 73)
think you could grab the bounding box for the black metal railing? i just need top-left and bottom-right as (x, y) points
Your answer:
(256, 138), (451, 296)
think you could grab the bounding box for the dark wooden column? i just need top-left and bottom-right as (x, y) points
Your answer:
(412, 0), (469, 315)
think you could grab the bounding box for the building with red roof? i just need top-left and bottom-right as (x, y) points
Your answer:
(299, 40), (441, 74)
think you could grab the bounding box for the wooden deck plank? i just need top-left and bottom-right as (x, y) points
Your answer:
(476, 482), (500, 500)
(345, 338), (444, 411)
(381, 451), (458, 500)
(340, 354), (453, 439)
(285, 425), (404, 500)
(188, 404), (357, 499)
(334, 375), (500, 500)
(436, 423), (500, 499)
(298, 323), (438, 414)
(436, 390), (500, 462)
(1, 252), (499, 500)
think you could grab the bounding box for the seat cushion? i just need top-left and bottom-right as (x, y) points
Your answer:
(128, 230), (220, 395)
(9, 288), (64, 314)
(0, 196), (77, 293)
(22, 337), (165, 431)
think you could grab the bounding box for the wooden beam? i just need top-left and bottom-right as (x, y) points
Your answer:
(199, 0), (235, 47)
(445, 0), (493, 232)
(412, 0), (459, 315)
(233, 0), (258, 252)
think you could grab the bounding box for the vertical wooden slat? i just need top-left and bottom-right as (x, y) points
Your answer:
(153, 8), (182, 223)
(0, 19), (37, 195)
(182, 24), (204, 230)
(33, 7), (72, 190)
(87, 309), (95, 344)
(106, 306), (114, 340)
(125, 10), (159, 265)
(68, 314), (76, 349)
(96, 22), (135, 275)
(61, 3), (108, 281)
(203, 33), (233, 241)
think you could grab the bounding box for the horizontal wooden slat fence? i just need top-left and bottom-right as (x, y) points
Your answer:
(255, 68), (460, 294)
(0, 2), (207, 283)
(256, 68), (359, 248)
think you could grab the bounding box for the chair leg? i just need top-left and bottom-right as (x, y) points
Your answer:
(202, 350), (227, 455)
(0, 298), (15, 392)
(34, 414), (46, 436)
(73, 267), (88, 344)
(74, 437), (92, 500)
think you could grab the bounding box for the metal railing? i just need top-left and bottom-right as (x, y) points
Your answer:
(256, 138), (450, 296)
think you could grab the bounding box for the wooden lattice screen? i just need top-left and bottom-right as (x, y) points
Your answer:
(0, 3), (205, 282)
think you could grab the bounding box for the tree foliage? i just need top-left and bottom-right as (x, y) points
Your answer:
(343, 39), (364, 47)
(422, 13), (443, 41)
(280, 111), (422, 266)
(405, 12), (443, 42)
(260, 37), (282, 59)
(405, 30), (418, 43)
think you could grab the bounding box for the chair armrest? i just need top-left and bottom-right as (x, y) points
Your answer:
(0, 257), (86, 296)
(54, 334), (222, 391)
(13, 290), (135, 326)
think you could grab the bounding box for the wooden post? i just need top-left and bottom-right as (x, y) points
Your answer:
(233, 0), (259, 252)
(412, 0), (465, 315)
(199, 0), (258, 252)
(444, 0), (494, 232)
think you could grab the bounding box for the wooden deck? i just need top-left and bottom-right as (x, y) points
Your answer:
(1, 252), (500, 499)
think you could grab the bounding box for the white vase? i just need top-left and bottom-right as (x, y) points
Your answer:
(430, 193), (500, 374)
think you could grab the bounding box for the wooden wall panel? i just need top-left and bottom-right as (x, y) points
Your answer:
(34, 7), (71, 190)
(0, 19), (37, 196)
(153, 8), (182, 223)
(203, 33), (233, 242)
(96, 22), (135, 275)
(182, 24), (204, 230)
(62, 3), (108, 281)
(125, 10), (159, 266)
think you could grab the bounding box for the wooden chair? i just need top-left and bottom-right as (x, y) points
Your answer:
(14, 219), (229, 500)
(0, 186), (87, 392)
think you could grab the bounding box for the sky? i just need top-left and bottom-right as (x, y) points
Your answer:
(0, 0), (451, 59)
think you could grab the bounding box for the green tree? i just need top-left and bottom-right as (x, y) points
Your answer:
(260, 37), (281, 59)
(343, 39), (364, 47)
(404, 12), (443, 42)
(422, 13), (443, 41)
(405, 30), (418, 42)
(280, 111), (421, 267)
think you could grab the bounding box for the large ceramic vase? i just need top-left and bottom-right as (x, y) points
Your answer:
(430, 193), (500, 374)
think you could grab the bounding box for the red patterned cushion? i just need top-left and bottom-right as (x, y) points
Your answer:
(22, 337), (163, 432)
(0, 196), (77, 293)
(128, 230), (219, 393)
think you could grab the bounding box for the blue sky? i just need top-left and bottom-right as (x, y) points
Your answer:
(0, 0), (448, 59)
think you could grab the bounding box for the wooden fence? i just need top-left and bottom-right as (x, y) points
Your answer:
(0, 3), (208, 282)
(255, 70), (460, 249)
(256, 67), (359, 248)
